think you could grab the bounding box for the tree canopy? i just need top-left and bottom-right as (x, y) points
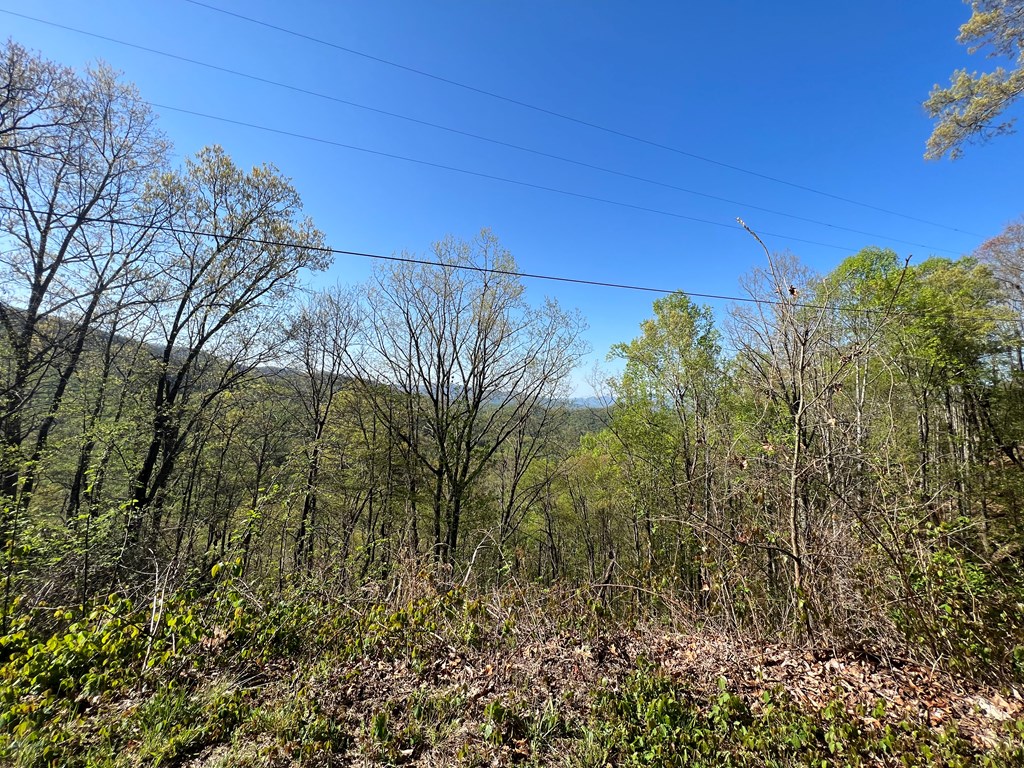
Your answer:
(925, 0), (1024, 159)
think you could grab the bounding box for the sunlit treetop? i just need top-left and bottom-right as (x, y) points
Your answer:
(926, 0), (1024, 159)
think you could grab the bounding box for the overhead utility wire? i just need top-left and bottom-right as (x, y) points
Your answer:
(149, 97), (879, 255)
(180, 0), (981, 238)
(0, 9), (962, 257)
(0, 202), (984, 320)
(150, 101), (866, 254)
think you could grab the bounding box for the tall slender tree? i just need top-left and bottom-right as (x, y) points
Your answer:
(122, 146), (327, 566)
(354, 230), (586, 564)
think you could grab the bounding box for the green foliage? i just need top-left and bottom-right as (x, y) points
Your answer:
(128, 680), (249, 765)
(0, 594), (209, 766)
(609, 291), (721, 411)
(216, 583), (321, 662)
(358, 689), (471, 763)
(579, 660), (1023, 767)
(350, 596), (443, 661)
(898, 257), (1007, 375)
(481, 696), (528, 746)
(2, 580), (1023, 766)
(897, 538), (1024, 681)
(263, 695), (351, 760)
(926, 0), (1024, 159)
(344, 590), (498, 664)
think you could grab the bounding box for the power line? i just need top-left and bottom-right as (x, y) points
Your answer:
(0, 201), (729, 301)
(152, 101), (870, 253)
(0, 9), (965, 257)
(0, 202), (999, 320)
(180, 0), (982, 238)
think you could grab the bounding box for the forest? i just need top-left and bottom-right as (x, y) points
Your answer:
(4, 10), (1024, 766)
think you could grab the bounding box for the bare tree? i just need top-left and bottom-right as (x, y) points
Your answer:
(353, 230), (586, 564)
(0, 40), (79, 158)
(976, 218), (1024, 373)
(286, 285), (361, 571)
(729, 226), (878, 636)
(122, 145), (328, 565)
(0, 58), (168, 509)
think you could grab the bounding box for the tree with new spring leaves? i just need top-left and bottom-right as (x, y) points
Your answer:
(925, 0), (1024, 159)
(2, 34), (1024, 767)
(0, 40), (79, 156)
(355, 230), (587, 564)
(123, 146), (328, 564)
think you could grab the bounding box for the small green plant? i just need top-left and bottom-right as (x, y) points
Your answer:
(481, 696), (527, 746)
(131, 680), (249, 764)
(0, 593), (206, 765)
(578, 659), (1024, 767)
(895, 542), (1024, 683)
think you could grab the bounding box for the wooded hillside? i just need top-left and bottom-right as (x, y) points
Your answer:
(3, 37), (1024, 766)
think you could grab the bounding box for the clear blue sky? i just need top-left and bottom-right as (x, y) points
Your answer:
(3, 1), (1021, 395)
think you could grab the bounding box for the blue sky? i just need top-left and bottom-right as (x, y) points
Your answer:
(3, 1), (1021, 395)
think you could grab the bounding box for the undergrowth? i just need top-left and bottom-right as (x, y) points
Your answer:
(580, 661), (1024, 767)
(1, 579), (1023, 766)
